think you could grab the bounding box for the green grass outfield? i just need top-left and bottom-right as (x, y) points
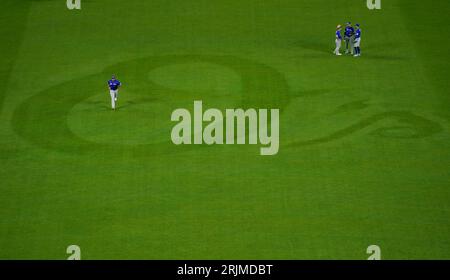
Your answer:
(0, 0), (449, 259)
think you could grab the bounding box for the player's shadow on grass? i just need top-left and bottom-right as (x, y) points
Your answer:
(97, 102), (132, 111)
(117, 101), (135, 110)
(115, 98), (156, 110)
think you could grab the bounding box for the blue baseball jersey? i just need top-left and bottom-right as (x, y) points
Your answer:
(355, 29), (361, 39)
(336, 30), (342, 40)
(345, 26), (354, 37)
(108, 79), (121, 90)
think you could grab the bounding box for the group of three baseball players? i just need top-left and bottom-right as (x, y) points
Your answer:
(334, 22), (362, 57)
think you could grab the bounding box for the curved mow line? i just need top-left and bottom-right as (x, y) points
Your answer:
(286, 111), (443, 148)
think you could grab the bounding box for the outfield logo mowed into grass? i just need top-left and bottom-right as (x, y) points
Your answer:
(12, 54), (442, 158)
(12, 55), (289, 156)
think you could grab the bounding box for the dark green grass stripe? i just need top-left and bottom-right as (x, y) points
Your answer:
(0, 1), (30, 113)
(400, 0), (450, 117)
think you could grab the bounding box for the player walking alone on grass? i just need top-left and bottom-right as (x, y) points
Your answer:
(353, 24), (362, 57)
(108, 75), (121, 110)
(334, 25), (343, 56)
(344, 22), (355, 55)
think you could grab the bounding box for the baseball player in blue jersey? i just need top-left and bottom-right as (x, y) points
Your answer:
(334, 25), (343, 56)
(108, 75), (121, 110)
(353, 24), (362, 57)
(344, 22), (355, 55)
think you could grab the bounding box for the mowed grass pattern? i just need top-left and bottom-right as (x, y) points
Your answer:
(0, 0), (449, 259)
